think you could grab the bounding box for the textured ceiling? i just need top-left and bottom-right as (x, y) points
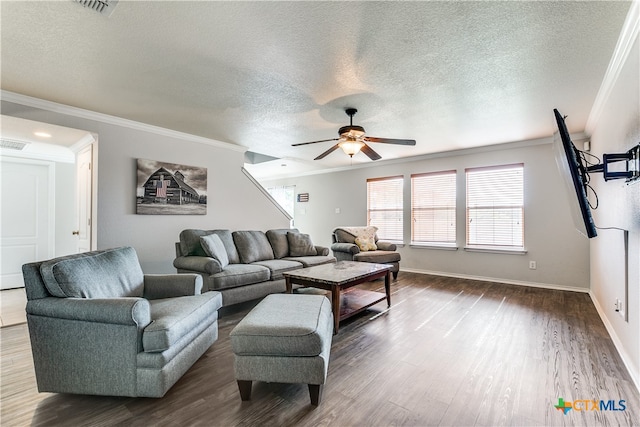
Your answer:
(0, 1), (631, 176)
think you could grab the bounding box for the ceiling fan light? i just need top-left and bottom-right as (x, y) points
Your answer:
(338, 125), (365, 139)
(339, 140), (365, 157)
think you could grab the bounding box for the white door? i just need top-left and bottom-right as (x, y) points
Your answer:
(0, 159), (54, 289)
(76, 145), (92, 253)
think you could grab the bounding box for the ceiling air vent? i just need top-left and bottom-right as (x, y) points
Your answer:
(0, 139), (29, 150)
(73, 0), (119, 17)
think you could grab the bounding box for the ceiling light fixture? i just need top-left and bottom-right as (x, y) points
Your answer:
(338, 138), (365, 157)
(34, 131), (52, 138)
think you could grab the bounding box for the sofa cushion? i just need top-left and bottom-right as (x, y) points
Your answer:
(209, 264), (271, 291)
(252, 259), (303, 281)
(233, 231), (275, 264)
(355, 236), (377, 251)
(353, 250), (401, 264)
(284, 255), (336, 268)
(180, 229), (240, 264)
(266, 228), (299, 259)
(143, 292), (222, 352)
(333, 226), (378, 244)
(39, 246), (144, 298)
(287, 232), (317, 256)
(200, 234), (229, 268)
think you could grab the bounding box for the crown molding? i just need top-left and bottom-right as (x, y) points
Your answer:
(0, 90), (246, 153)
(585, 0), (639, 134)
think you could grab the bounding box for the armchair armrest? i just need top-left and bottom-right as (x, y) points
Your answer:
(143, 274), (203, 299)
(331, 242), (360, 254)
(26, 297), (151, 327)
(173, 256), (222, 274)
(376, 241), (397, 251)
(314, 245), (330, 256)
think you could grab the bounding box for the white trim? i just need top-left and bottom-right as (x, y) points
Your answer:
(69, 132), (97, 153)
(1, 90), (246, 153)
(410, 243), (458, 251)
(589, 290), (640, 393)
(585, 0), (640, 134)
(400, 267), (590, 294)
(0, 147), (75, 164)
(464, 246), (527, 255)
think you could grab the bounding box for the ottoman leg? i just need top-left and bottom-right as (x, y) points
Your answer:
(237, 380), (252, 401)
(308, 384), (323, 406)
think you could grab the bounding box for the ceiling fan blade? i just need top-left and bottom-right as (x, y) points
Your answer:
(314, 143), (341, 160)
(292, 138), (339, 147)
(360, 143), (382, 161)
(364, 136), (416, 145)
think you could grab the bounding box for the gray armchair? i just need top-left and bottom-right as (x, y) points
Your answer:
(331, 227), (401, 279)
(22, 246), (222, 398)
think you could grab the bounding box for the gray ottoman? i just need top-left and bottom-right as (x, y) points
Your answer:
(230, 294), (333, 405)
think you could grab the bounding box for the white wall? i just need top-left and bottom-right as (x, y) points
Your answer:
(587, 6), (639, 386)
(264, 139), (591, 290)
(1, 99), (291, 273)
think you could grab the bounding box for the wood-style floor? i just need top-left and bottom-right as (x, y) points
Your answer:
(1, 273), (638, 426)
(0, 288), (27, 327)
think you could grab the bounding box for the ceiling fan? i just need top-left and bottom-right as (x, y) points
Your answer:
(292, 108), (416, 160)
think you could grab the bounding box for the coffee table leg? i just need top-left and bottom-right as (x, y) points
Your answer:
(331, 287), (340, 334)
(285, 277), (293, 294)
(385, 270), (391, 307)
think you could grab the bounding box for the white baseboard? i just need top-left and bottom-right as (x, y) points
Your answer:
(400, 267), (590, 293)
(589, 291), (640, 394)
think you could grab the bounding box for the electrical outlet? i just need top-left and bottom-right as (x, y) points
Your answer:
(529, 261), (537, 270)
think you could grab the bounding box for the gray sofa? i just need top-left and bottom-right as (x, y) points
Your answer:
(22, 246), (222, 398)
(173, 228), (336, 306)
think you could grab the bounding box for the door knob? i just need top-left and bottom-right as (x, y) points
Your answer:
(72, 230), (80, 235)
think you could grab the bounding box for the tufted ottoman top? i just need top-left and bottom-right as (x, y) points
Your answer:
(230, 294), (332, 357)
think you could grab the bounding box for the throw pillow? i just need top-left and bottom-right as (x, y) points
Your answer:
(355, 236), (377, 251)
(287, 232), (317, 257)
(200, 234), (229, 268)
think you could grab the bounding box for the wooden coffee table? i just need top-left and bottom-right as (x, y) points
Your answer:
(284, 261), (392, 333)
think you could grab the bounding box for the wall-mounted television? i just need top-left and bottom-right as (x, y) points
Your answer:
(553, 109), (598, 238)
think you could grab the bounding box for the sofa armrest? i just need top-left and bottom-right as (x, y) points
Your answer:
(26, 297), (151, 327)
(144, 274), (203, 299)
(173, 256), (222, 275)
(314, 245), (330, 256)
(375, 241), (397, 251)
(331, 242), (360, 254)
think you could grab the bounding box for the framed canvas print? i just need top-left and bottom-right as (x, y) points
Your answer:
(136, 159), (207, 215)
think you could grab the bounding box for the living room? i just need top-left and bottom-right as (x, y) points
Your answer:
(1, 1), (639, 426)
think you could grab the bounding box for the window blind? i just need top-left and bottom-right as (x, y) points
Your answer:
(367, 176), (403, 242)
(411, 171), (456, 244)
(466, 164), (524, 248)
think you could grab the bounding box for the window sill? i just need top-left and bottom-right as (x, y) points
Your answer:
(410, 243), (458, 251)
(464, 246), (527, 255)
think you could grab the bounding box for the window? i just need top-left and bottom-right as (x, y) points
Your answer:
(266, 185), (295, 218)
(466, 164), (524, 248)
(411, 171), (456, 245)
(367, 176), (403, 242)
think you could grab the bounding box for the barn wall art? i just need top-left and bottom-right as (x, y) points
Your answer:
(136, 159), (207, 215)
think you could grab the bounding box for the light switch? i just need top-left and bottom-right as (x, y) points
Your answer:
(335, 208), (341, 214)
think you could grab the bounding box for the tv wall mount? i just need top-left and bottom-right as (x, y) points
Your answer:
(586, 143), (640, 182)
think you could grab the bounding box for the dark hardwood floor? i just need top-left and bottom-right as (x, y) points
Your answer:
(1, 273), (638, 426)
